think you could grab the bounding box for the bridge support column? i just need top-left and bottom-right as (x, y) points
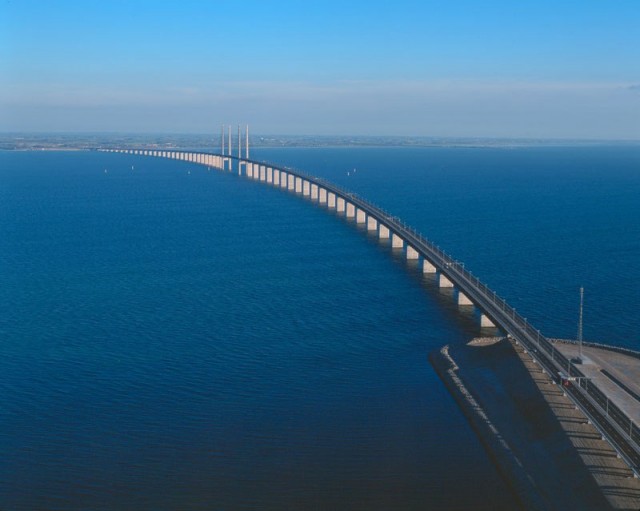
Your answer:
(328, 192), (336, 208)
(311, 184), (319, 200)
(367, 216), (378, 231)
(356, 209), (366, 224)
(274, 170), (280, 186)
(288, 174), (295, 190)
(481, 314), (497, 327)
(439, 274), (454, 288)
(281, 173), (289, 188)
(337, 197), (345, 213)
(267, 167), (273, 183)
(406, 245), (419, 260)
(392, 233), (404, 248)
(260, 165), (266, 181)
(295, 177), (303, 193)
(319, 188), (328, 204)
(303, 180), (310, 196)
(247, 163), (254, 178)
(379, 224), (390, 239)
(458, 292), (473, 306)
(422, 259), (436, 273)
(346, 202), (355, 218)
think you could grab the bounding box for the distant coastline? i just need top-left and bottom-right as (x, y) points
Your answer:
(1, 133), (639, 152)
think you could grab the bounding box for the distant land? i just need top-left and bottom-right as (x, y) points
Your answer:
(1, 133), (639, 152)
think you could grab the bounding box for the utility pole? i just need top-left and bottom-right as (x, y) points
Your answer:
(577, 286), (584, 362)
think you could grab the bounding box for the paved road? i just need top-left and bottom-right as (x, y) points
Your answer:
(554, 342), (640, 424)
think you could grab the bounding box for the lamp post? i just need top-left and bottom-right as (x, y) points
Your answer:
(577, 286), (584, 363)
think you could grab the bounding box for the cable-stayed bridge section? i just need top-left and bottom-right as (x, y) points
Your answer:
(101, 147), (640, 479)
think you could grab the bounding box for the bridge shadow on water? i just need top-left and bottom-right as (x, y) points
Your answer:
(452, 338), (640, 509)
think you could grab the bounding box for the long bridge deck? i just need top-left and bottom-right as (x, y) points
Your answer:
(100, 147), (640, 478)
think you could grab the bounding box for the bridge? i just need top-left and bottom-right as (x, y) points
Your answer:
(100, 147), (640, 478)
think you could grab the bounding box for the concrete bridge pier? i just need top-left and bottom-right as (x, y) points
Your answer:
(295, 177), (303, 193)
(267, 167), (273, 183)
(260, 165), (266, 182)
(328, 192), (336, 208)
(422, 259), (437, 273)
(311, 184), (319, 200)
(367, 216), (378, 232)
(288, 174), (296, 191)
(319, 188), (328, 204)
(303, 180), (310, 197)
(439, 274), (454, 288)
(336, 197), (345, 213)
(346, 202), (355, 218)
(406, 245), (419, 260)
(274, 169), (281, 186)
(247, 163), (254, 178)
(379, 224), (390, 239)
(481, 314), (497, 327)
(458, 291), (474, 306)
(392, 233), (404, 248)
(356, 208), (366, 224)
(280, 173), (288, 189)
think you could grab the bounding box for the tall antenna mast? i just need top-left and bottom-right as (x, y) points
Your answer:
(577, 286), (584, 361)
(245, 124), (249, 159)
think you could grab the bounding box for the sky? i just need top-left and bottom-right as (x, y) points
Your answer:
(1, 0), (639, 138)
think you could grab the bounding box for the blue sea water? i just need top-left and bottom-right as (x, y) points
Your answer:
(0, 146), (638, 510)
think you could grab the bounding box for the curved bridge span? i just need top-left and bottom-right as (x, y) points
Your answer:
(102, 147), (640, 476)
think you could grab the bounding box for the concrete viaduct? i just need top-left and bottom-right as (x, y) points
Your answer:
(101, 147), (639, 478)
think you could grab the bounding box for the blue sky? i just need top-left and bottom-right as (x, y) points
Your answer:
(1, 0), (639, 138)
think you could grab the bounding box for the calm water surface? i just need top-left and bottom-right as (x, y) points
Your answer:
(0, 146), (638, 510)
